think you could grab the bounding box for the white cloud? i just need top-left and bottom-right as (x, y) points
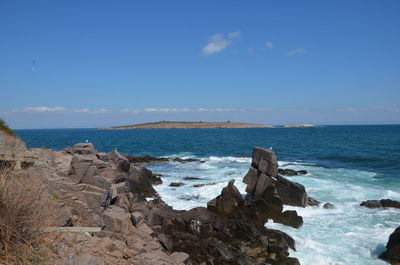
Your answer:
(73, 108), (90, 113)
(265, 41), (273, 49)
(92, 108), (109, 114)
(286, 48), (306, 56)
(202, 31), (241, 56)
(14, 106), (65, 113)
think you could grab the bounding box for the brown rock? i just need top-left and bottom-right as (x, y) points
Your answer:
(251, 147), (278, 177)
(274, 210), (303, 228)
(109, 150), (131, 172)
(379, 226), (400, 264)
(207, 179), (244, 217)
(72, 143), (97, 155)
(275, 175), (308, 207)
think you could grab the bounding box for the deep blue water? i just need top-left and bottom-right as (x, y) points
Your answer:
(15, 125), (400, 264)
(16, 125), (400, 179)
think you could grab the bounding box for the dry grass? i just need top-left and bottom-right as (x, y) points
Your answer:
(0, 163), (50, 264)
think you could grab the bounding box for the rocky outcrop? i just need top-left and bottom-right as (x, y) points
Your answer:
(360, 199), (400, 209)
(278, 168), (307, 176)
(379, 226), (400, 264)
(19, 143), (303, 265)
(125, 155), (200, 164)
(207, 179), (244, 217)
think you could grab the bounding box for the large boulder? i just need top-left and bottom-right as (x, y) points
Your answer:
(207, 179), (244, 217)
(251, 147), (278, 177)
(72, 143), (97, 155)
(68, 154), (97, 183)
(379, 226), (400, 264)
(360, 199), (400, 209)
(124, 166), (157, 197)
(275, 175), (308, 207)
(274, 210), (303, 228)
(161, 206), (298, 265)
(109, 150), (130, 172)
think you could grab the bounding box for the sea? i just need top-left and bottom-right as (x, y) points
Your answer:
(16, 125), (400, 265)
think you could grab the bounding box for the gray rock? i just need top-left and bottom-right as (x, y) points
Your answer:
(102, 206), (134, 234)
(207, 179), (244, 217)
(72, 143), (97, 155)
(243, 167), (259, 193)
(169, 182), (184, 187)
(251, 147), (278, 177)
(274, 210), (303, 228)
(379, 226), (400, 264)
(275, 175), (308, 207)
(323, 203), (335, 209)
(131, 212), (144, 227)
(109, 150), (130, 172)
(307, 196), (321, 207)
(360, 199), (400, 209)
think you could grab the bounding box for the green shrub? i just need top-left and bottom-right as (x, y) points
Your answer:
(0, 119), (15, 136)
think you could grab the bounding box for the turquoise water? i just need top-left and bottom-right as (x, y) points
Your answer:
(17, 125), (400, 264)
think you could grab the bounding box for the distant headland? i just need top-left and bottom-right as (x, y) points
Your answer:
(99, 121), (274, 130)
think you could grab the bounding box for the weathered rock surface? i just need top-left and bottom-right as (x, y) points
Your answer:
(379, 226), (400, 264)
(274, 210), (303, 228)
(170, 182), (185, 187)
(360, 199), (400, 209)
(126, 155), (201, 164)
(17, 143), (301, 265)
(238, 147), (306, 228)
(207, 179), (244, 217)
(278, 168), (308, 176)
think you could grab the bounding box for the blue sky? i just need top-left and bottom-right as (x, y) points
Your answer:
(1, 0), (399, 128)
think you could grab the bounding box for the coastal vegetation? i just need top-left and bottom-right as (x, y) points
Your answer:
(0, 165), (49, 264)
(0, 119), (15, 136)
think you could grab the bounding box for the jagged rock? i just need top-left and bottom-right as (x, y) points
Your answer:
(278, 168), (307, 176)
(19, 141), (301, 265)
(102, 206), (134, 234)
(379, 226), (400, 264)
(275, 175), (308, 207)
(170, 182), (185, 187)
(109, 150), (130, 172)
(193, 182), (216, 188)
(251, 147), (278, 177)
(68, 155), (97, 183)
(158, 233), (173, 251)
(125, 155), (200, 164)
(307, 197), (321, 207)
(161, 206), (298, 265)
(274, 210), (303, 228)
(207, 179), (244, 217)
(323, 203), (335, 209)
(125, 166), (157, 197)
(96, 152), (109, 161)
(243, 167), (259, 193)
(72, 143), (97, 155)
(183, 177), (202, 180)
(131, 212), (144, 227)
(360, 199), (400, 209)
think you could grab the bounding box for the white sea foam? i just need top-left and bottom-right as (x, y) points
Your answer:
(147, 156), (400, 265)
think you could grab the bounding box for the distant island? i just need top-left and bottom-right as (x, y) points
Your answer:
(99, 121), (273, 130)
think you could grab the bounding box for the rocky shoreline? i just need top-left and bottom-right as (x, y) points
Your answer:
(1, 132), (399, 264)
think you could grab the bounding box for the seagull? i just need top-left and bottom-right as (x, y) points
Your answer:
(85, 139), (88, 143)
